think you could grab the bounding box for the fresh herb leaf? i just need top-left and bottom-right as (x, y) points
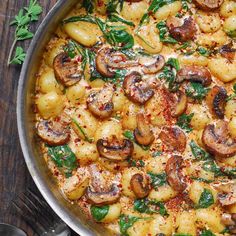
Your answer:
(181, 0), (192, 11)
(90, 205), (109, 221)
(189, 140), (212, 160)
(197, 47), (211, 57)
(223, 167), (236, 178)
(10, 46), (26, 65)
(190, 177), (213, 183)
(108, 14), (135, 26)
(226, 30), (236, 38)
(134, 199), (168, 216)
(195, 188), (214, 209)
(82, 0), (94, 13)
(177, 41), (191, 50)
(8, 0), (42, 65)
(156, 21), (178, 44)
(226, 83), (236, 101)
(202, 160), (224, 177)
(200, 229), (216, 236)
(152, 151), (162, 157)
(63, 15), (97, 24)
(128, 158), (145, 167)
(123, 130), (149, 151)
(159, 58), (180, 91)
(176, 113), (194, 133)
(72, 118), (93, 142)
(119, 214), (141, 236)
(48, 145), (77, 177)
(106, 0), (125, 13)
(148, 172), (167, 190)
(186, 82), (209, 101)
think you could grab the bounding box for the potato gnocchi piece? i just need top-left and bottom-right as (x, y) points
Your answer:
(122, 102), (140, 130)
(149, 185), (178, 202)
(149, 215), (173, 236)
(178, 54), (209, 66)
(196, 11), (221, 33)
(64, 22), (102, 47)
(223, 15), (236, 37)
(208, 57), (236, 82)
(100, 203), (121, 223)
(220, 0), (236, 18)
(225, 99), (236, 119)
(66, 82), (86, 104)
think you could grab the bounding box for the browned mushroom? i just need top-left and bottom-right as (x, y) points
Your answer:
(159, 126), (187, 153)
(165, 155), (187, 192)
(221, 213), (236, 234)
(170, 91), (188, 117)
(37, 120), (70, 146)
(214, 181), (236, 206)
(176, 65), (212, 86)
(219, 42), (236, 62)
(202, 121), (236, 157)
(193, 0), (223, 10)
(130, 173), (151, 198)
(53, 52), (82, 87)
(87, 85), (114, 119)
(123, 72), (154, 105)
(167, 17), (197, 42)
(206, 85), (227, 119)
(134, 113), (155, 146)
(86, 184), (121, 205)
(138, 55), (165, 74)
(96, 48), (137, 78)
(97, 138), (134, 161)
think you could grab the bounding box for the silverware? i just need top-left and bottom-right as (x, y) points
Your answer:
(13, 189), (71, 236)
(0, 223), (27, 236)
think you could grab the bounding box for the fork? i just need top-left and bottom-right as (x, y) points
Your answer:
(12, 189), (71, 236)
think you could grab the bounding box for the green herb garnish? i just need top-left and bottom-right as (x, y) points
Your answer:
(156, 21), (178, 44)
(186, 82), (209, 101)
(195, 188), (214, 209)
(189, 140), (212, 160)
(152, 151), (163, 157)
(134, 199), (168, 216)
(82, 0), (94, 13)
(48, 145), (77, 177)
(90, 205), (109, 221)
(108, 13), (135, 26)
(190, 177), (213, 183)
(226, 83), (236, 101)
(106, 0), (125, 13)
(72, 118), (93, 142)
(8, 0), (42, 65)
(202, 160), (224, 177)
(119, 214), (141, 236)
(197, 47), (211, 57)
(176, 113), (194, 133)
(200, 229), (216, 236)
(148, 172), (167, 190)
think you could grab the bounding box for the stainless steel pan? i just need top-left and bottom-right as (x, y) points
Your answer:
(17, 1), (110, 235)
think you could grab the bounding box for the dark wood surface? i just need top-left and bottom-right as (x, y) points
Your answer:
(0, 1), (78, 235)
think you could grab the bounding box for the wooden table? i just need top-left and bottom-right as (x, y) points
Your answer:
(0, 1), (78, 235)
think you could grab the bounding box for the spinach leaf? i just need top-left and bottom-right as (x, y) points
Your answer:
(223, 167), (236, 178)
(140, 0), (177, 25)
(127, 158), (145, 167)
(152, 151), (163, 157)
(108, 13), (135, 26)
(82, 0), (94, 13)
(226, 83), (236, 101)
(63, 15), (96, 24)
(196, 188), (214, 209)
(90, 205), (109, 221)
(197, 47), (211, 57)
(177, 41), (191, 50)
(134, 198), (168, 216)
(190, 177), (213, 183)
(186, 82), (209, 101)
(181, 0), (191, 11)
(156, 21), (178, 44)
(106, 0), (125, 13)
(226, 30), (236, 38)
(72, 118), (93, 143)
(189, 140), (212, 160)
(48, 145), (77, 177)
(148, 172), (167, 190)
(119, 214), (141, 236)
(202, 160), (224, 177)
(123, 130), (149, 151)
(200, 229), (216, 236)
(176, 113), (194, 133)
(158, 58), (180, 91)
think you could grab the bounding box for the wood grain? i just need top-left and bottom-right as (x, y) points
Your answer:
(0, 1), (78, 235)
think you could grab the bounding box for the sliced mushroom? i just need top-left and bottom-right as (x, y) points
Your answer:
(219, 42), (236, 62)
(165, 155), (187, 192)
(171, 91), (188, 117)
(202, 121), (236, 157)
(97, 138), (134, 161)
(87, 85), (114, 119)
(134, 113), (154, 146)
(167, 17), (197, 42)
(206, 85), (227, 119)
(86, 183), (121, 205)
(176, 65), (212, 86)
(53, 52), (82, 87)
(214, 181), (236, 206)
(130, 173), (151, 198)
(138, 55), (165, 74)
(221, 213), (236, 234)
(159, 126), (187, 153)
(37, 120), (70, 146)
(123, 72), (154, 105)
(193, 0), (223, 10)
(96, 48), (137, 78)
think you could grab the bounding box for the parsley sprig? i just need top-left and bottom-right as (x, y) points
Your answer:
(8, 0), (42, 65)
